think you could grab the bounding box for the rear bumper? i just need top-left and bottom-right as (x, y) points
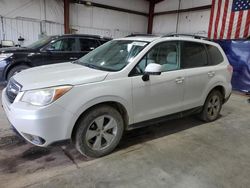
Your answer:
(223, 93), (231, 104)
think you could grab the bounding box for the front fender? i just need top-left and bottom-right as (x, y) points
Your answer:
(65, 95), (131, 139)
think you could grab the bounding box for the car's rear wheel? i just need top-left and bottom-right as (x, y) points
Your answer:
(199, 90), (223, 122)
(75, 105), (124, 158)
(7, 65), (29, 81)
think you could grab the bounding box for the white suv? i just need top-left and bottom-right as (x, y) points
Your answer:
(2, 34), (232, 157)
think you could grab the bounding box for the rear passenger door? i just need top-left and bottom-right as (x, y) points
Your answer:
(180, 41), (215, 109)
(76, 38), (100, 58)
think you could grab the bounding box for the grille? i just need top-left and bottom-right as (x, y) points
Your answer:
(6, 79), (22, 103)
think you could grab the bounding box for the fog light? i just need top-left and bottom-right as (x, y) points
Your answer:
(22, 133), (45, 145)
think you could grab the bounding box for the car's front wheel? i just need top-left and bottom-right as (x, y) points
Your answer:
(199, 90), (223, 122)
(75, 105), (124, 158)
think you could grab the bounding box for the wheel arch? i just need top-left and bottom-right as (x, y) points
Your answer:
(71, 100), (130, 142)
(204, 84), (226, 104)
(4, 61), (31, 80)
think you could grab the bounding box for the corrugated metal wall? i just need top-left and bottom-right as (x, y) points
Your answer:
(0, 0), (148, 46)
(0, 16), (144, 46)
(0, 16), (64, 46)
(153, 0), (212, 35)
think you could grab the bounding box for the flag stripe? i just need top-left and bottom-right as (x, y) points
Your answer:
(216, 0), (226, 39)
(235, 11), (244, 38)
(208, 0), (216, 39)
(223, 0), (234, 39)
(210, 0), (219, 39)
(213, 0), (222, 39)
(231, 11), (239, 39)
(240, 10), (248, 38)
(219, 0), (229, 39)
(244, 10), (250, 37)
(227, 11), (235, 39)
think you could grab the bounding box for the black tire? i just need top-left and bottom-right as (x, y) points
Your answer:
(75, 105), (124, 158)
(7, 65), (30, 81)
(199, 90), (223, 122)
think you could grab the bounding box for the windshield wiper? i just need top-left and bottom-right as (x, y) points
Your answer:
(83, 63), (115, 72)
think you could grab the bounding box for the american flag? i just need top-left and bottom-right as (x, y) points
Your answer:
(208, 0), (250, 39)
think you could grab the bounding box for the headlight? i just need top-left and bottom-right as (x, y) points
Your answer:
(21, 85), (72, 106)
(0, 53), (13, 61)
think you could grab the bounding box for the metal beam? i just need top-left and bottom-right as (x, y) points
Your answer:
(146, 0), (164, 34)
(64, 0), (70, 34)
(147, 0), (155, 34)
(71, 0), (148, 17)
(154, 5), (212, 16)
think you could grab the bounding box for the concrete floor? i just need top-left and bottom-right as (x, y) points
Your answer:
(0, 85), (250, 188)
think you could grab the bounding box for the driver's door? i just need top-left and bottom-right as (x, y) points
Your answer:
(130, 41), (186, 123)
(41, 37), (79, 65)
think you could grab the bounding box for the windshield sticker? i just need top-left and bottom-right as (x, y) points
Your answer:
(131, 42), (147, 47)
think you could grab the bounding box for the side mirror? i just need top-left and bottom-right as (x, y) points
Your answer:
(142, 63), (162, 81)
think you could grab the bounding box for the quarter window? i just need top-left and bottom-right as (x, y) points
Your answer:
(181, 42), (208, 69)
(206, 44), (224, 65)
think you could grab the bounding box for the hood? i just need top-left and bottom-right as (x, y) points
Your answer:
(13, 62), (109, 90)
(0, 47), (34, 53)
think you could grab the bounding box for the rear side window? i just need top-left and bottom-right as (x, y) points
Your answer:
(181, 41), (208, 69)
(79, 38), (99, 51)
(206, 44), (224, 65)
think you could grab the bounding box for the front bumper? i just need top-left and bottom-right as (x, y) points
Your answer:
(1, 88), (76, 146)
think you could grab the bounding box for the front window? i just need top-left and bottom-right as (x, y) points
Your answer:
(75, 40), (148, 71)
(46, 38), (76, 52)
(132, 41), (179, 75)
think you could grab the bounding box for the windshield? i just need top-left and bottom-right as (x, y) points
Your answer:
(75, 40), (148, 71)
(26, 36), (52, 49)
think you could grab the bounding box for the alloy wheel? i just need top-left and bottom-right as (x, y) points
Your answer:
(207, 95), (220, 119)
(85, 115), (118, 151)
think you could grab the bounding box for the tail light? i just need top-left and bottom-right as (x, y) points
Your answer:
(227, 64), (233, 74)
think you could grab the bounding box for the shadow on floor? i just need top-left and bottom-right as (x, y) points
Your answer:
(0, 106), (208, 174)
(118, 116), (204, 150)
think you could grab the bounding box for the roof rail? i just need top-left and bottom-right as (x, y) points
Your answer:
(162, 33), (209, 40)
(125, 33), (158, 37)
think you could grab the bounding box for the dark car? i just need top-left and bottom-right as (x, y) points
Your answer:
(0, 34), (111, 81)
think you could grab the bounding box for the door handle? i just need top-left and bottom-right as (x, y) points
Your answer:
(208, 71), (215, 77)
(175, 77), (184, 84)
(70, 57), (78, 60)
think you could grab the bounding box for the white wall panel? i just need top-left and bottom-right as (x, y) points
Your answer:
(153, 14), (178, 34)
(70, 5), (148, 38)
(177, 10), (211, 35)
(74, 26), (111, 37)
(2, 18), (41, 45)
(89, 0), (148, 13)
(153, 0), (212, 35)
(45, 22), (64, 36)
(155, 0), (212, 12)
(155, 0), (179, 13)
(0, 0), (148, 45)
